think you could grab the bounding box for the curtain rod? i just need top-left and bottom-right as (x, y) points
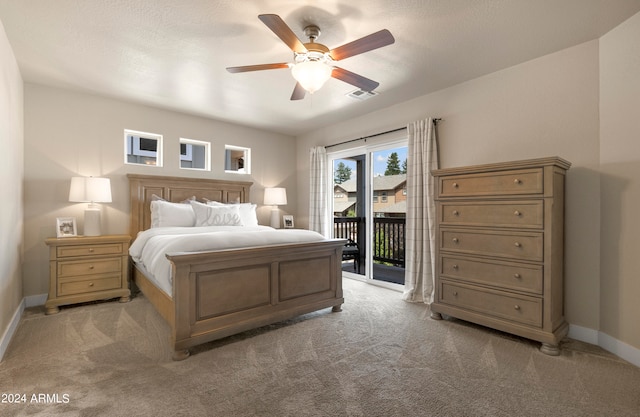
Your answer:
(324, 118), (441, 149)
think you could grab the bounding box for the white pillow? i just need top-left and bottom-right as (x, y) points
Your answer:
(206, 201), (258, 227)
(150, 200), (196, 228)
(191, 201), (243, 226)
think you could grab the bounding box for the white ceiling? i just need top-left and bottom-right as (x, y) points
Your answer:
(1, 0), (639, 136)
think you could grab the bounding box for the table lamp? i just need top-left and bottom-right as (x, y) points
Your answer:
(263, 187), (287, 228)
(69, 176), (112, 236)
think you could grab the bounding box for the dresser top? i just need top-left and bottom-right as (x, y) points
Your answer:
(431, 156), (571, 177)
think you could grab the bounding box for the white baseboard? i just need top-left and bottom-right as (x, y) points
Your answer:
(0, 298), (25, 362)
(25, 293), (47, 308)
(569, 324), (640, 368)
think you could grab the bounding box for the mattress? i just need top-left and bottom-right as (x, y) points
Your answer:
(129, 225), (326, 296)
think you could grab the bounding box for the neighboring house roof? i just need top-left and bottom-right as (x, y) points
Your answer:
(333, 201), (356, 213)
(335, 174), (406, 192)
(375, 201), (406, 213)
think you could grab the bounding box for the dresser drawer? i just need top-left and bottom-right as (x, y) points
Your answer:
(441, 228), (543, 261)
(57, 243), (124, 258)
(439, 168), (543, 198)
(57, 258), (122, 278)
(439, 200), (543, 229)
(440, 255), (543, 294)
(58, 275), (122, 296)
(440, 280), (542, 327)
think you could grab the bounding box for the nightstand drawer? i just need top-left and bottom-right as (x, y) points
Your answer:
(57, 243), (124, 258)
(439, 168), (543, 198)
(440, 280), (542, 327)
(57, 258), (122, 277)
(58, 275), (122, 296)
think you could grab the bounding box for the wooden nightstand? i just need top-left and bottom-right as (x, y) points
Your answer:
(44, 234), (131, 315)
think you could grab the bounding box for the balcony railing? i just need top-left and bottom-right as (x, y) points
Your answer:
(333, 217), (406, 268)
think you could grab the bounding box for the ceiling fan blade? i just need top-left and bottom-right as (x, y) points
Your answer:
(226, 63), (290, 73)
(290, 82), (306, 100)
(331, 67), (380, 92)
(258, 14), (307, 53)
(329, 29), (395, 61)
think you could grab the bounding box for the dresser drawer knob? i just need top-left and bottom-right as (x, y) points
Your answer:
(89, 282), (94, 287)
(513, 273), (521, 279)
(452, 264), (459, 270)
(453, 291), (458, 296)
(452, 182), (459, 188)
(452, 210), (459, 216)
(452, 237), (459, 243)
(514, 178), (522, 184)
(514, 242), (521, 247)
(88, 248), (94, 253)
(89, 265), (94, 270)
(514, 210), (521, 216)
(514, 305), (520, 310)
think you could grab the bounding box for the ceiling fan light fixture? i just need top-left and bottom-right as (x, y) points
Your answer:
(291, 60), (333, 94)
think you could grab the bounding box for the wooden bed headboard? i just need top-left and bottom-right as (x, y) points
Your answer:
(128, 174), (252, 237)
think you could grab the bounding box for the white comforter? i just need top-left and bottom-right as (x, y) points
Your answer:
(129, 226), (326, 296)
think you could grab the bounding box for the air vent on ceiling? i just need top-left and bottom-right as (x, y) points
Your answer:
(346, 89), (379, 100)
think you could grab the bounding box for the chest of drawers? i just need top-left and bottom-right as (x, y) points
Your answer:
(44, 235), (131, 314)
(430, 157), (570, 355)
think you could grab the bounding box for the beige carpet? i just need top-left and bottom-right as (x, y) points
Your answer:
(1, 278), (639, 417)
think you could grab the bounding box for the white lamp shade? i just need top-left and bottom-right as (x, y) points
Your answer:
(291, 61), (333, 94)
(69, 177), (112, 203)
(264, 187), (287, 206)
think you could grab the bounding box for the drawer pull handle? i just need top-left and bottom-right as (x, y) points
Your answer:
(452, 210), (459, 216)
(514, 210), (521, 216)
(452, 182), (459, 188)
(514, 242), (521, 247)
(452, 264), (459, 270)
(513, 273), (521, 279)
(514, 305), (521, 310)
(514, 178), (521, 184)
(452, 238), (459, 243)
(89, 282), (94, 287)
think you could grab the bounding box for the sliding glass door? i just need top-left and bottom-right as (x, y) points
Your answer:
(330, 140), (408, 287)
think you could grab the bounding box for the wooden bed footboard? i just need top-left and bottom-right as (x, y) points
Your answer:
(138, 239), (344, 360)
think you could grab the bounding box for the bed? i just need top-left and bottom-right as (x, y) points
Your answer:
(128, 174), (345, 360)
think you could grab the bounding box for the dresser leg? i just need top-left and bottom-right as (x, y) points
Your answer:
(540, 342), (561, 356)
(172, 349), (190, 361)
(119, 295), (130, 303)
(332, 304), (343, 312)
(45, 305), (60, 315)
(430, 311), (443, 320)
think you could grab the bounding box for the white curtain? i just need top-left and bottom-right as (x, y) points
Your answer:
(402, 118), (439, 304)
(309, 146), (328, 236)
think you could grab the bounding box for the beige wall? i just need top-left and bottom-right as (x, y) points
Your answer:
(297, 41), (604, 338)
(23, 84), (296, 296)
(0, 20), (23, 351)
(599, 12), (640, 349)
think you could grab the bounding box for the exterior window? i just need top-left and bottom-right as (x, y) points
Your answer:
(125, 129), (163, 167)
(381, 192), (388, 203)
(225, 145), (250, 174)
(179, 138), (210, 171)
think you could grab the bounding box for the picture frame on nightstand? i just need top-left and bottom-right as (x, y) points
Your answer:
(56, 217), (77, 238)
(283, 215), (294, 228)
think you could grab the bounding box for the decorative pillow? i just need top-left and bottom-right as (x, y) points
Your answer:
(191, 201), (243, 226)
(205, 201), (258, 227)
(150, 199), (196, 228)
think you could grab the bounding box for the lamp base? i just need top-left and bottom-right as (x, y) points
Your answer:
(270, 208), (280, 229)
(84, 207), (102, 236)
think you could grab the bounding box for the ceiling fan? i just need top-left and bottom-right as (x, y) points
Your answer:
(226, 14), (395, 100)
